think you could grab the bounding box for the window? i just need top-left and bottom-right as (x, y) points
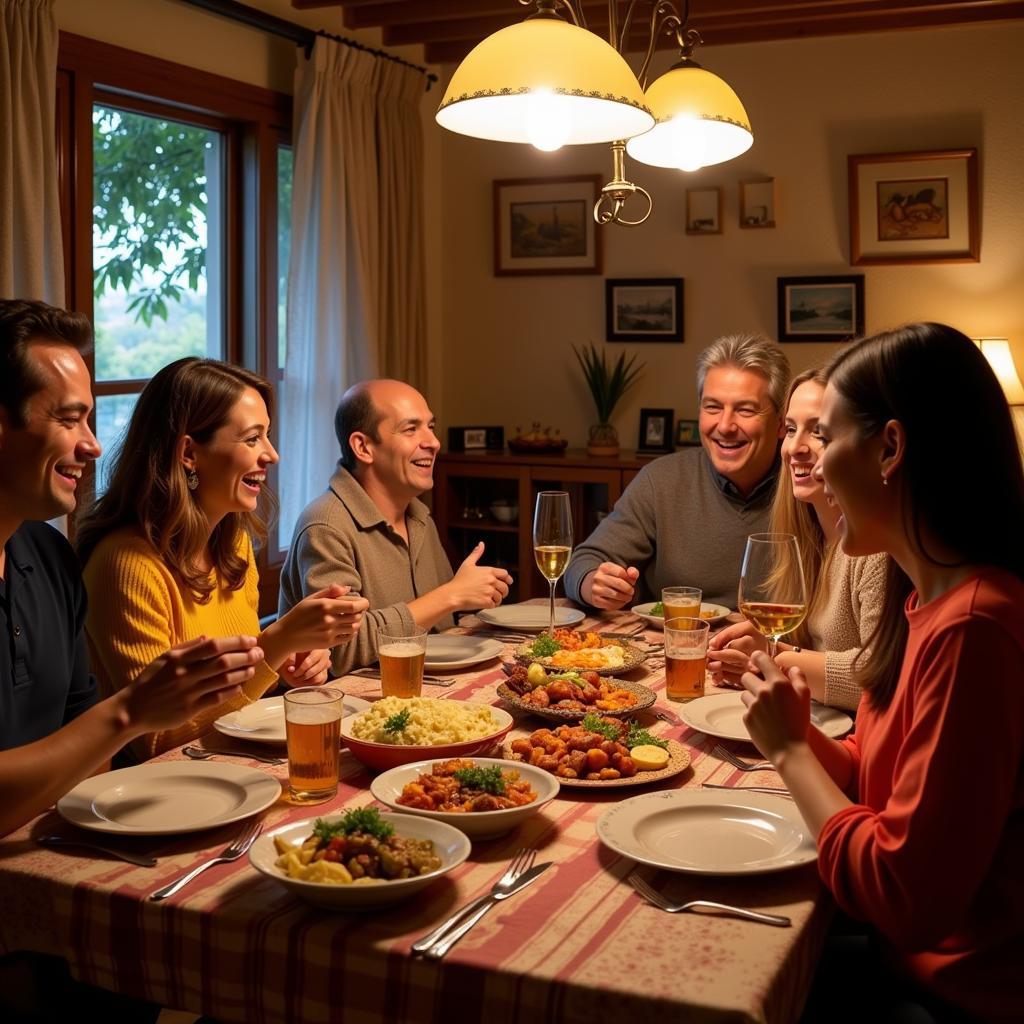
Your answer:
(273, 142), (293, 554)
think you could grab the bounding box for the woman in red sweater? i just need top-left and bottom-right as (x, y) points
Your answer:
(739, 323), (1024, 1023)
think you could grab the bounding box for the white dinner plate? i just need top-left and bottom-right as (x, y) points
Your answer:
(424, 635), (505, 671)
(214, 694), (371, 745)
(596, 789), (817, 875)
(630, 602), (732, 631)
(57, 761), (281, 836)
(477, 604), (585, 632)
(679, 691), (853, 742)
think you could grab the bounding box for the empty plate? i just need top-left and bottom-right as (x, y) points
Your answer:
(424, 635), (505, 670)
(596, 789), (817, 875)
(214, 694), (371, 745)
(477, 604), (585, 632)
(57, 761), (281, 835)
(679, 691), (853, 742)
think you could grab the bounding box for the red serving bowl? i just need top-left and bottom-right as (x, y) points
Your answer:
(341, 703), (514, 773)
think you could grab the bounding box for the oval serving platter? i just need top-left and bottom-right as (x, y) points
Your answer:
(496, 677), (657, 722)
(502, 739), (690, 789)
(513, 638), (649, 677)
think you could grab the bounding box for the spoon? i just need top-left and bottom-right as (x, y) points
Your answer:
(182, 745), (285, 765)
(36, 835), (157, 867)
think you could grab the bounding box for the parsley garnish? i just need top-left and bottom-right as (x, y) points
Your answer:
(313, 808), (394, 842)
(452, 765), (507, 795)
(581, 713), (621, 741)
(383, 708), (411, 734)
(625, 723), (669, 750)
(530, 634), (561, 658)
(648, 601), (664, 617)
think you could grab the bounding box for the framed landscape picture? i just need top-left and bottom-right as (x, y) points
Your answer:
(493, 175), (603, 276)
(686, 187), (722, 234)
(606, 278), (684, 343)
(777, 275), (865, 343)
(848, 149), (979, 265)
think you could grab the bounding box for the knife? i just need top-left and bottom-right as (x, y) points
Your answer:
(702, 782), (793, 798)
(420, 862), (552, 959)
(348, 667), (455, 686)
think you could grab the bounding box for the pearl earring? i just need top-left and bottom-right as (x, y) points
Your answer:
(186, 469), (199, 491)
(881, 475), (888, 486)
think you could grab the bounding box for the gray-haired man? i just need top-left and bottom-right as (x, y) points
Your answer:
(563, 334), (790, 610)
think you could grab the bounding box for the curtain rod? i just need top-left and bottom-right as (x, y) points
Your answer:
(178, 0), (438, 90)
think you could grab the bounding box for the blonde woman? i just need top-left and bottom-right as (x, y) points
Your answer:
(708, 368), (900, 711)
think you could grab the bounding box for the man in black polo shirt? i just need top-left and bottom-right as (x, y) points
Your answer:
(0, 299), (264, 836)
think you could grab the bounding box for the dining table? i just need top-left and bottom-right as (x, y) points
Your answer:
(0, 603), (834, 1024)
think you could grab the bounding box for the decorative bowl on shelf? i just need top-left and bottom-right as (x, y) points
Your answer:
(508, 423), (568, 454)
(489, 500), (518, 523)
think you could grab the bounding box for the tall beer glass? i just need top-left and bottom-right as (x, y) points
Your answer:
(662, 586), (702, 621)
(533, 491), (572, 637)
(378, 627), (428, 698)
(284, 686), (343, 804)
(664, 616), (710, 703)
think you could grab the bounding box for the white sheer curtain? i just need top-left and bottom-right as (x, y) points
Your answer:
(279, 37), (428, 543)
(0, 0), (64, 302)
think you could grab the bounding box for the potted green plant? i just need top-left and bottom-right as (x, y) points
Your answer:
(573, 343), (644, 456)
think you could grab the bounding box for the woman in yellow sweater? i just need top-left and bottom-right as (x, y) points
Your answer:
(77, 358), (368, 758)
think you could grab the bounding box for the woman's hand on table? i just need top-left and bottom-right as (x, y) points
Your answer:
(279, 648), (332, 687)
(708, 622), (765, 686)
(738, 651), (811, 763)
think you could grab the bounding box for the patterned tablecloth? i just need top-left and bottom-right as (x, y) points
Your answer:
(0, 606), (833, 1024)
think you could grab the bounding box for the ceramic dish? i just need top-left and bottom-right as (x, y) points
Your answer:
(630, 602), (732, 631)
(370, 757), (560, 839)
(214, 694), (371, 745)
(680, 692), (852, 742)
(58, 761), (281, 835)
(424, 635), (505, 671)
(476, 604), (586, 632)
(596, 789), (817, 874)
(341, 703), (515, 772)
(249, 811), (470, 910)
(513, 638), (648, 677)
(502, 739), (690, 789)
(495, 677), (657, 722)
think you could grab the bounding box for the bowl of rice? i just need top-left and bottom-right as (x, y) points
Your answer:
(342, 697), (514, 772)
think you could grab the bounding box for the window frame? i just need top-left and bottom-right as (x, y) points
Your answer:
(57, 32), (292, 613)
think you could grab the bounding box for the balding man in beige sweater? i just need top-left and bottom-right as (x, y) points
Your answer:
(279, 380), (512, 675)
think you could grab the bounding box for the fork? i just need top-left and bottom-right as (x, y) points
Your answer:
(629, 874), (791, 927)
(148, 818), (262, 902)
(411, 847), (535, 954)
(712, 743), (774, 772)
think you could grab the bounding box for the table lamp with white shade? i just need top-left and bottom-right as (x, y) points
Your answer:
(975, 337), (1024, 456)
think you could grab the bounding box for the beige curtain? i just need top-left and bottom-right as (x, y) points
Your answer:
(0, 0), (63, 302)
(280, 37), (428, 541)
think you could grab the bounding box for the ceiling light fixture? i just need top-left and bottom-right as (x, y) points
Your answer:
(436, 0), (753, 227)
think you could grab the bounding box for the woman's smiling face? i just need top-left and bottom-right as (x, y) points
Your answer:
(781, 380), (825, 506)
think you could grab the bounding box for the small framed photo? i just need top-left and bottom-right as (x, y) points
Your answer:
(740, 179), (776, 228)
(638, 408), (675, 454)
(676, 418), (700, 446)
(493, 175), (603, 276)
(848, 149), (979, 265)
(777, 275), (865, 343)
(686, 187), (722, 235)
(606, 278), (684, 343)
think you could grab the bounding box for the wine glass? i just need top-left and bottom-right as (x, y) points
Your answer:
(737, 533), (808, 657)
(533, 491), (572, 637)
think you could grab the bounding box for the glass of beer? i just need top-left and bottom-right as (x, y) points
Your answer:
(662, 586), (702, 621)
(377, 627), (428, 698)
(283, 686), (343, 804)
(664, 616), (710, 703)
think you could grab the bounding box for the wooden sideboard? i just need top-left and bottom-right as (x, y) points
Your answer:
(433, 448), (666, 601)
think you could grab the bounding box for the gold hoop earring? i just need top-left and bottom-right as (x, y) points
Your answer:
(186, 469), (199, 491)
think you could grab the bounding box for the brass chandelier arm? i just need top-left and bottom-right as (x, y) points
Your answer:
(636, 1), (685, 89)
(593, 140), (653, 226)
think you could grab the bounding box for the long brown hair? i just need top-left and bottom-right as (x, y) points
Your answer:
(826, 323), (1024, 709)
(77, 358), (277, 602)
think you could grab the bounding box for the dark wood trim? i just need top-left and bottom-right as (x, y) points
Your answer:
(93, 88), (232, 132)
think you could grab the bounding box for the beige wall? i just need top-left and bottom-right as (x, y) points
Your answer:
(437, 22), (1024, 448)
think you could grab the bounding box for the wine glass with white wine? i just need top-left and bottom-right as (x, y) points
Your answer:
(533, 491), (572, 637)
(738, 533), (808, 658)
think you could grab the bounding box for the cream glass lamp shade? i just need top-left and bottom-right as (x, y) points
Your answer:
(436, 18), (654, 148)
(626, 61), (753, 171)
(976, 338), (1024, 405)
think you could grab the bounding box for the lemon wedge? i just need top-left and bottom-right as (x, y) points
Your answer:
(630, 744), (670, 771)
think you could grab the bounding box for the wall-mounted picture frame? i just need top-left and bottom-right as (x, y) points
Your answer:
(638, 408), (675, 454)
(686, 187), (722, 234)
(848, 149), (979, 265)
(740, 179), (776, 228)
(606, 278), (684, 343)
(676, 418), (700, 446)
(777, 275), (865, 343)
(493, 175), (603, 276)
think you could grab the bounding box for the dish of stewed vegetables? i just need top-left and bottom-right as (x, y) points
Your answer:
(396, 758), (538, 813)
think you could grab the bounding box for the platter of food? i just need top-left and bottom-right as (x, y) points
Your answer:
(371, 757), (559, 839)
(513, 629), (648, 676)
(341, 697), (514, 771)
(498, 664), (655, 721)
(249, 807), (470, 909)
(504, 714), (690, 789)
(630, 601), (732, 630)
